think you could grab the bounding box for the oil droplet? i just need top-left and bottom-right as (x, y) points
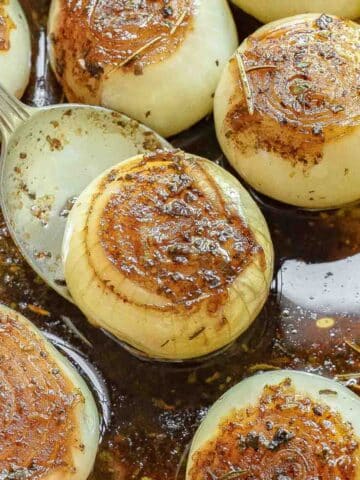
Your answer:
(316, 317), (335, 329)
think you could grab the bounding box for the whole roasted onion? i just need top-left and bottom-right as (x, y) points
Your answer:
(187, 370), (360, 480)
(48, 0), (238, 137)
(231, 0), (360, 23)
(62, 150), (274, 361)
(215, 14), (360, 209)
(0, 304), (99, 479)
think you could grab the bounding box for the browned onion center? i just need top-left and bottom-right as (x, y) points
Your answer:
(97, 151), (262, 310)
(189, 379), (359, 480)
(51, 0), (194, 91)
(226, 15), (360, 164)
(0, 312), (80, 478)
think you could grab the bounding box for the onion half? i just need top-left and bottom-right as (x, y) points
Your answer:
(231, 0), (360, 23)
(0, 304), (99, 479)
(214, 14), (360, 209)
(187, 370), (360, 479)
(0, 0), (31, 98)
(48, 0), (238, 137)
(62, 150), (273, 361)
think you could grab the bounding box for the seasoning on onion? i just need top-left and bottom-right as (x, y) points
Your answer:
(187, 370), (360, 480)
(230, 0), (360, 23)
(0, 303), (99, 479)
(62, 150), (273, 361)
(47, 0), (238, 137)
(214, 14), (360, 209)
(0, 0), (31, 98)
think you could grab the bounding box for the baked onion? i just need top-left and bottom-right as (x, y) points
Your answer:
(62, 150), (273, 361)
(0, 0), (31, 98)
(0, 304), (99, 479)
(214, 14), (360, 209)
(231, 0), (360, 23)
(47, 0), (238, 137)
(187, 370), (360, 480)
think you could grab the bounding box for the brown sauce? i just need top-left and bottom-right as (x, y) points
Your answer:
(188, 379), (359, 480)
(97, 151), (261, 310)
(226, 15), (360, 165)
(0, 2), (358, 479)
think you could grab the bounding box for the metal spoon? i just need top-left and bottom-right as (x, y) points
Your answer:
(0, 84), (171, 301)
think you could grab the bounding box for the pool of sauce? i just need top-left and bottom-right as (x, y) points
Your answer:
(0, 2), (358, 479)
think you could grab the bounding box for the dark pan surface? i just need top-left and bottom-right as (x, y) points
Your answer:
(0, 2), (359, 478)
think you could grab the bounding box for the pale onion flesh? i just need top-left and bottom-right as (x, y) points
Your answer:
(0, 0), (31, 98)
(0, 303), (99, 480)
(187, 370), (360, 480)
(231, 0), (360, 23)
(62, 150), (274, 361)
(47, 0), (238, 137)
(214, 14), (360, 209)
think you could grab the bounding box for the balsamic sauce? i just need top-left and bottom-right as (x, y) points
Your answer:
(0, 2), (358, 479)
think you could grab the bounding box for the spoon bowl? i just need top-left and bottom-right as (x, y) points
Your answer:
(0, 85), (171, 301)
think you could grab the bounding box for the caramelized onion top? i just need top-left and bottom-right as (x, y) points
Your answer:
(88, 151), (263, 311)
(188, 378), (359, 480)
(0, 0), (15, 51)
(0, 311), (80, 478)
(226, 15), (360, 165)
(51, 0), (194, 96)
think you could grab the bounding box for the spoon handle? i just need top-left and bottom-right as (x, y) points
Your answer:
(0, 83), (32, 143)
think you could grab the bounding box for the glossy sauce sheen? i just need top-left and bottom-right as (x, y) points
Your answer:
(0, 0), (14, 50)
(0, 312), (78, 478)
(98, 151), (261, 310)
(50, 0), (194, 99)
(226, 15), (360, 165)
(189, 379), (359, 480)
(3, 2), (360, 479)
